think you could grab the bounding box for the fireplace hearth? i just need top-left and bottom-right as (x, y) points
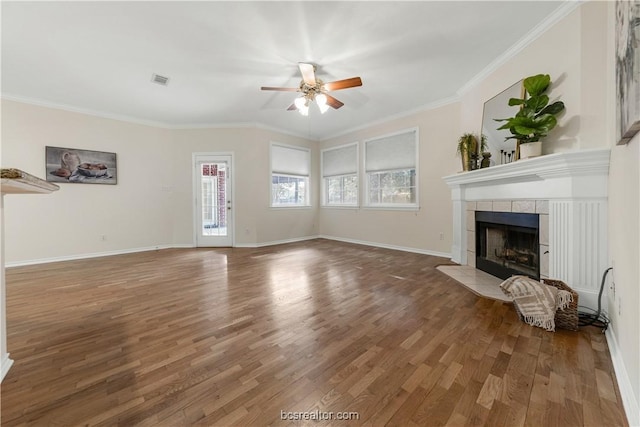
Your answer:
(476, 211), (540, 280)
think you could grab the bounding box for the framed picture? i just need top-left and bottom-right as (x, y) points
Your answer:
(616, 0), (640, 145)
(46, 146), (117, 185)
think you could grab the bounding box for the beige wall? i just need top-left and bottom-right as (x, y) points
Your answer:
(1, 101), (318, 264)
(461, 1), (609, 156)
(318, 103), (459, 255)
(608, 134), (640, 417)
(169, 127), (318, 247)
(1, 2), (638, 419)
(1, 100), (175, 263)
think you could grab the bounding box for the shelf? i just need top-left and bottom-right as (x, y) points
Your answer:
(1, 169), (60, 194)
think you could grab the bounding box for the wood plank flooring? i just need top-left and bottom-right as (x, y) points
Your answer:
(1, 239), (628, 426)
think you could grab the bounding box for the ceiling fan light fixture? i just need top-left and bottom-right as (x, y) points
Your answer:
(261, 62), (361, 115)
(294, 96), (307, 110)
(318, 102), (330, 114)
(315, 93), (327, 106)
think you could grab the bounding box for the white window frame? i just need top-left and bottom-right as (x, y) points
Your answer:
(321, 142), (359, 207)
(270, 142), (311, 208)
(363, 127), (419, 210)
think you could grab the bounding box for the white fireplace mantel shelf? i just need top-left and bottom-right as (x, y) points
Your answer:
(443, 149), (611, 201)
(442, 148), (611, 311)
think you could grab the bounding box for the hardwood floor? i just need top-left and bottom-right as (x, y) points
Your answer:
(1, 239), (628, 426)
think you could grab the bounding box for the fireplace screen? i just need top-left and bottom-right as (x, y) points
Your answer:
(476, 211), (540, 280)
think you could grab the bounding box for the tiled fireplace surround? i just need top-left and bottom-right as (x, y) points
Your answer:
(443, 148), (611, 310)
(466, 199), (550, 278)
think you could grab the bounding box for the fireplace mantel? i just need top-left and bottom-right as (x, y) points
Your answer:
(443, 148), (611, 310)
(443, 148), (611, 200)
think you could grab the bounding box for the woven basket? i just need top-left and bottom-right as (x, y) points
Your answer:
(512, 279), (579, 331)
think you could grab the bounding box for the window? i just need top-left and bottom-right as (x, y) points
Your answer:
(270, 143), (310, 207)
(322, 143), (358, 206)
(364, 129), (418, 208)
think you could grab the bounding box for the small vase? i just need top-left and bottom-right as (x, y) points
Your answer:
(481, 152), (491, 168)
(461, 149), (470, 171)
(519, 141), (542, 159)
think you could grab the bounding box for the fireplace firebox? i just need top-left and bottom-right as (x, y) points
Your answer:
(475, 211), (540, 280)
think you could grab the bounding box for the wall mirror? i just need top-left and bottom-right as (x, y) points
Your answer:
(481, 80), (523, 163)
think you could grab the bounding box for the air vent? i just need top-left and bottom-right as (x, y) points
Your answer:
(151, 73), (170, 86)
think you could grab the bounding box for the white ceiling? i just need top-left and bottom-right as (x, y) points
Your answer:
(2, 1), (567, 140)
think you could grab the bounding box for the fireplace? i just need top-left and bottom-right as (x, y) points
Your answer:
(475, 211), (540, 280)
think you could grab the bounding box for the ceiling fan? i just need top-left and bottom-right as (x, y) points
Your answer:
(261, 63), (362, 115)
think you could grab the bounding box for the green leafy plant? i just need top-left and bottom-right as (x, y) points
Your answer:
(494, 74), (565, 144)
(456, 133), (487, 155)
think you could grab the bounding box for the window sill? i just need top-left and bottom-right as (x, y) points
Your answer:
(362, 205), (420, 212)
(321, 205), (359, 209)
(270, 205), (313, 210)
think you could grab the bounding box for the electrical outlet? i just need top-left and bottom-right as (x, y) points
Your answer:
(610, 280), (615, 299)
(100, 235), (107, 241)
(439, 232), (444, 241)
(618, 298), (622, 316)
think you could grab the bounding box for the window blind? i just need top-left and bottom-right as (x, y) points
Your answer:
(365, 130), (417, 172)
(322, 143), (357, 177)
(271, 144), (310, 176)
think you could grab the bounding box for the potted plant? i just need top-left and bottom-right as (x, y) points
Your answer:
(457, 133), (487, 171)
(494, 74), (565, 159)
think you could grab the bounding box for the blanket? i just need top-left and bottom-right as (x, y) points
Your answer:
(500, 275), (573, 331)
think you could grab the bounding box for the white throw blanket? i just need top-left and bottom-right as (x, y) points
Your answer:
(500, 275), (573, 331)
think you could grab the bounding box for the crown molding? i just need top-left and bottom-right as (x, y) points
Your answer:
(1, 1), (582, 143)
(319, 95), (460, 142)
(1, 93), (173, 129)
(457, 0), (582, 96)
(1, 94), (314, 141)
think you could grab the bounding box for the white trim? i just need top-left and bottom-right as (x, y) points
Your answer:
(234, 235), (319, 248)
(457, 1), (582, 96)
(5, 237), (451, 267)
(0, 95), (313, 140)
(321, 141), (360, 207)
(192, 152), (236, 247)
(269, 205), (313, 210)
(1, 94), (171, 129)
(361, 205), (420, 212)
(605, 328), (640, 427)
(363, 127), (419, 208)
(5, 245), (179, 268)
(319, 235), (451, 259)
(0, 353), (14, 383)
(320, 95), (459, 141)
(269, 142), (312, 207)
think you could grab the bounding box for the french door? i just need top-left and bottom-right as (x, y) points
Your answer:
(194, 154), (233, 247)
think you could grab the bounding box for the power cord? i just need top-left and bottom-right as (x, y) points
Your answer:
(578, 267), (612, 332)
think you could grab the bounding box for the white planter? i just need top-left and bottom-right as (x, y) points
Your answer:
(519, 141), (542, 159)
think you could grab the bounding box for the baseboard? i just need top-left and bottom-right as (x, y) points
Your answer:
(5, 236), (451, 267)
(0, 353), (14, 383)
(234, 235), (320, 248)
(318, 235), (452, 259)
(605, 328), (640, 427)
(5, 244), (178, 268)
(572, 288), (600, 312)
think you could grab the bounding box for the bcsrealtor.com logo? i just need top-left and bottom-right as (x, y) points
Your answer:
(280, 410), (360, 421)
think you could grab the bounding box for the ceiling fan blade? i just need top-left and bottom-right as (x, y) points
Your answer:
(261, 86), (299, 92)
(323, 77), (362, 91)
(325, 94), (344, 109)
(298, 62), (316, 86)
(287, 103), (298, 111)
